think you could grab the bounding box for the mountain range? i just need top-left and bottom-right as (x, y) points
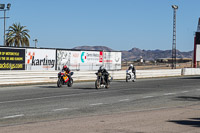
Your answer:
(73, 46), (193, 61)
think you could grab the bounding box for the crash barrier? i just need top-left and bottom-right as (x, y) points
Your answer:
(0, 68), (193, 86)
(136, 69), (182, 78)
(181, 68), (200, 75)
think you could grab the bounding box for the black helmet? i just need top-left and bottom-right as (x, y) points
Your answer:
(100, 65), (105, 70)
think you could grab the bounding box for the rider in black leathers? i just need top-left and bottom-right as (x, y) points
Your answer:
(98, 66), (109, 84)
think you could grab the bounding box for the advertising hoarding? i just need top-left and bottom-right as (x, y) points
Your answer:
(0, 48), (25, 70)
(196, 45), (200, 61)
(57, 50), (81, 70)
(80, 51), (102, 70)
(26, 48), (56, 70)
(104, 52), (121, 70)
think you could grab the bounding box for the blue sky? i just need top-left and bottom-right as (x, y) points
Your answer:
(0, 0), (199, 51)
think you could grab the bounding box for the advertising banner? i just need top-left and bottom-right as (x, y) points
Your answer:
(57, 50), (81, 70)
(0, 48), (25, 70)
(104, 52), (121, 70)
(80, 51), (102, 70)
(26, 48), (56, 70)
(196, 45), (200, 61)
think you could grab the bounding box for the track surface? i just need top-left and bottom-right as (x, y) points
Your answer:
(0, 76), (200, 127)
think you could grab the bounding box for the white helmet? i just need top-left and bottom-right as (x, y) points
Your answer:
(130, 64), (133, 67)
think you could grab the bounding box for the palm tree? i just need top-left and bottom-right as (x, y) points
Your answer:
(6, 23), (30, 47)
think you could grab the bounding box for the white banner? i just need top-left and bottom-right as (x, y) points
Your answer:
(57, 50), (81, 70)
(104, 52), (121, 69)
(80, 51), (103, 70)
(26, 49), (56, 70)
(80, 51), (102, 63)
(196, 45), (200, 61)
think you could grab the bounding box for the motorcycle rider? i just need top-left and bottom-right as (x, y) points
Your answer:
(62, 65), (71, 83)
(128, 64), (136, 78)
(98, 65), (109, 84)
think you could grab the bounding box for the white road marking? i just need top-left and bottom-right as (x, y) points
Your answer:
(90, 103), (103, 106)
(163, 93), (176, 96)
(143, 96), (154, 99)
(2, 114), (24, 119)
(119, 99), (130, 102)
(0, 91), (108, 104)
(181, 91), (189, 93)
(52, 108), (70, 112)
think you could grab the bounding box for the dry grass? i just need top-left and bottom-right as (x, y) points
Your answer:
(121, 62), (193, 70)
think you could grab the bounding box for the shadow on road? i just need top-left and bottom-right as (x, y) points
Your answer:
(168, 118), (200, 127)
(38, 85), (99, 90)
(72, 87), (97, 90)
(180, 77), (200, 80)
(175, 96), (200, 101)
(38, 85), (58, 88)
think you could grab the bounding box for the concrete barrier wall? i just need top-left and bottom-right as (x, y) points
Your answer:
(1, 68), (200, 86)
(182, 68), (200, 75)
(0, 69), (186, 86)
(136, 69), (182, 78)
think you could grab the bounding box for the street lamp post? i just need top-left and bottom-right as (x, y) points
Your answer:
(172, 5), (178, 69)
(0, 3), (11, 46)
(33, 39), (38, 48)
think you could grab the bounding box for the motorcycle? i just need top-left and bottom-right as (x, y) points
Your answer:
(126, 69), (136, 82)
(57, 71), (74, 87)
(95, 72), (111, 89)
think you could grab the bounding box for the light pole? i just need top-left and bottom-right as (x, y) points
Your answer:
(172, 5), (178, 69)
(0, 3), (11, 46)
(33, 39), (38, 48)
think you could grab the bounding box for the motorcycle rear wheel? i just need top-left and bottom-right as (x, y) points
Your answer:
(105, 81), (110, 89)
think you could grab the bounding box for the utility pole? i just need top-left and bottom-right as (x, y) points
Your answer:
(172, 5), (178, 69)
(0, 3), (11, 46)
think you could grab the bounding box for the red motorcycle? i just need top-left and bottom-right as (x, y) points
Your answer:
(57, 71), (74, 88)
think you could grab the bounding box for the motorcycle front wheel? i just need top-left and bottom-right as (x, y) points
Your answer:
(95, 80), (101, 89)
(132, 75), (136, 82)
(57, 79), (62, 88)
(126, 76), (129, 82)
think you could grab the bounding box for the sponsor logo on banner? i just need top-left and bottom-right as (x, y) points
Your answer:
(115, 52), (120, 62)
(99, 51), (103, 62)
(81, 51), (100, 63)
(81, 52), (86, 63)
(104, 52), (112, 63)
(0, 48), (25, 70)
(27, 52), (55, 68)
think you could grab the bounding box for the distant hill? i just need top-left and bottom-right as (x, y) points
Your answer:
(122, 48), (193, 61)
(73, 46), (193, 61)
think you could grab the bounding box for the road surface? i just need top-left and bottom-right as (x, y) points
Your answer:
(0, 76), (200, 132)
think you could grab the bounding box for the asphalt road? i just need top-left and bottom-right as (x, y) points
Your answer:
(0, 76), (200, 127)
